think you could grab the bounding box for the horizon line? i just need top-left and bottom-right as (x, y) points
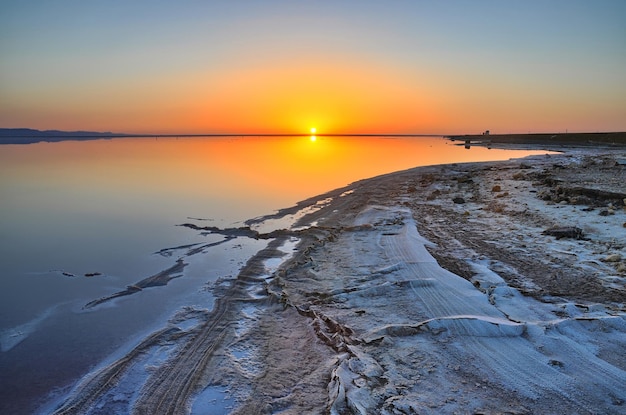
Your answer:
(2, 128), (625, 138)
(0, 129), (446, 138)
(119, 133), (449, 138)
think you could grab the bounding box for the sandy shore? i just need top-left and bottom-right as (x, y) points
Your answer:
(49, 146), (626, 414)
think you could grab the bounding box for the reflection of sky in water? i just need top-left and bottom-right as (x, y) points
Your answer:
(0, 136), (551, 413)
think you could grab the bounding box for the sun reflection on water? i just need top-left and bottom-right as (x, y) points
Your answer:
(0, 136), (553, 223)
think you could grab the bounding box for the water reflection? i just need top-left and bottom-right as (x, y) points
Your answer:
(0, 135), (551, 289)
(0, 136), (549, 218)
(0, 135), (551, 306)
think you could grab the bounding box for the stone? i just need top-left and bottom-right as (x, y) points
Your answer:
(603, 254), (622, 263)
(542, 226), (585, 240)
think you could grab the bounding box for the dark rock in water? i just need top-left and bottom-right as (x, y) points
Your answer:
(452, 197), (466, 204)
(542, 226), (585, 240)
(83, 259), (187, 309)
(599, 209), (611, 216)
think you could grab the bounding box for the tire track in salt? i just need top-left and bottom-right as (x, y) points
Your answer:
(130, 237), (300, 414)
(130, 270), (261, 414)
(374, 207), (507, 329)
(51, 327), (182, 415)
(369, 206), (626, 411)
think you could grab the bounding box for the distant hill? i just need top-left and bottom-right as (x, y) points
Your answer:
(0, 128), (131, 144)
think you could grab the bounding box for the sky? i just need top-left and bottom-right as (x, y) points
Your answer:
(1, 1), (625, 135)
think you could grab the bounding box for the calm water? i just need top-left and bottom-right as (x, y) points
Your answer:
(0, 136), (549, 412)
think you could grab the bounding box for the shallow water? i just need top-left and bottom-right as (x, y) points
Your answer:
(0, 136), (549, 412)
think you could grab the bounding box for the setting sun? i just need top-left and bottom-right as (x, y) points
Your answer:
(310, 127), (317, 134)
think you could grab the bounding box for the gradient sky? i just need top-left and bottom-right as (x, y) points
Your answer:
(1, 1), (625, 135)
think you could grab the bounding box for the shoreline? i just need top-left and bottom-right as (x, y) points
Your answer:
(46, 145), (626, 414)
(447, 131), (626, 147)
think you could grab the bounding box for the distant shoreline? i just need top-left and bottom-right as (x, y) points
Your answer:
(1, 128), (625, 146)
(0, 129), (443, 145)
(447, 131), (626, 146)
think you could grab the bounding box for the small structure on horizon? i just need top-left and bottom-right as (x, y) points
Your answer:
(483, 130), (490, 135)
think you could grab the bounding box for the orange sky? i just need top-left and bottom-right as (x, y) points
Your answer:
(1, 2), (625, 135)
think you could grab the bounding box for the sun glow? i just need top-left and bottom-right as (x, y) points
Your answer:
(310, 127), (317, 134)
(310, 135), (317, 142)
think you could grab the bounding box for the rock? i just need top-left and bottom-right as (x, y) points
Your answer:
(542, 226), (585, 240)
(427, 189), (441, 200)
(570, 196), (594, 205)
(452, 197), (466, 204)
(491, 185), (502, 192)
(538, 191), (552, 201)
(603, 254), (623, 263)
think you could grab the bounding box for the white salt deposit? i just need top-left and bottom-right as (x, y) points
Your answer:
(316, 205), (625, 413)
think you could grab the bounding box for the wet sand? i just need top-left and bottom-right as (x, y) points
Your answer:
(47, 144), (626, 414)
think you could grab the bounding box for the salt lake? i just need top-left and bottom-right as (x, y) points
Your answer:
(0, 136), (550, 413)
